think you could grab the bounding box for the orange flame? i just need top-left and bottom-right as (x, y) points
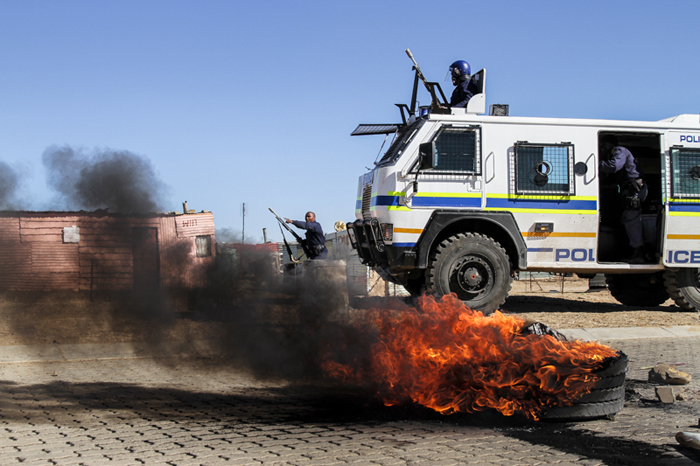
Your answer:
(322, 294), (618, 420)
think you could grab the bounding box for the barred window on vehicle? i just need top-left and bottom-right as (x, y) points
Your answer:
(430, 127), (481, 173)
(514, 143), (574, 195)
(377, 119), (425, 166)
(670, 148), (700, 199)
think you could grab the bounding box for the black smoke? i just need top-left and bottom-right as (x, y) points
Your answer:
(42, 145), (167, 213)
(0, 161), (21, 210)
(215, 227), (261, 244)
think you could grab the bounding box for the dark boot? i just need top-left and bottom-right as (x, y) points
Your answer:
(622, 246), (646, 264)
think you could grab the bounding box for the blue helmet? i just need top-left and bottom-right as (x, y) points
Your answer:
(449, 60), (471, 85)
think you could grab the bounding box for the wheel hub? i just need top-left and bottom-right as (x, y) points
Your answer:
(453, 255), (491, 295)
(460, 266), (483, 288)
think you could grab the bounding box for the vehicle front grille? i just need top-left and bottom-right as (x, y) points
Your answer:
(362, 184), (372, 220)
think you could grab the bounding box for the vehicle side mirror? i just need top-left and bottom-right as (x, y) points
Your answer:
(419, 142), (436, 170)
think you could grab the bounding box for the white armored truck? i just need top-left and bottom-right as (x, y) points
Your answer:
(346, 52), (700, 313)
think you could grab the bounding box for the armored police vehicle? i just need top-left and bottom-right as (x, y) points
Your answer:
(346, 51), (700, 313)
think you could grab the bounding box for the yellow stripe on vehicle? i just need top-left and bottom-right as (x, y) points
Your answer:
(485, 207), (597, 215)
(667, 234), (700, 240)
(414, 192), (482, 198)
(487, 193), (597, 201)
(522, 232), (597, 237)
(669, 212), (700, 217)
(394, 228), (423, 234)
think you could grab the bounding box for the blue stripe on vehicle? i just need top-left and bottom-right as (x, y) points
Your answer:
(669, 203), (700, 213)
(374, 195), (402, 207)
(527, 248), (554, 252)
(372, 194), (597, 211)
(412, 197), (481, 208)
(486, 198), (597, 211)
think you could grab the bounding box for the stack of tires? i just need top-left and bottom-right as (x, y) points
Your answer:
(541, 352), (628, 421)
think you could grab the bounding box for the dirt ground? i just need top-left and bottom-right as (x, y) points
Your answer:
(0, 277), (698, 347)
(505, 275), (700, 329)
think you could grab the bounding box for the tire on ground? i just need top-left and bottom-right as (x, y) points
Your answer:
(541, 352), (628, 421)
(541, 399), (625, 421)
(605, 272), (669, 306)
(664, 267), (700, 311)
(426, 233), (512, 314)
(575, 386), (625, 403)
(592, 352), (629, 378)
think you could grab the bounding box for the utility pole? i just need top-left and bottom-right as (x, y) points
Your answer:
(241, 202), (246, 243)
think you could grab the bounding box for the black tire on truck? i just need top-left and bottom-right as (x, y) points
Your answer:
(664, 267), (700, 311)
(426, 232), (512, 313)
(605, 272), (669, 306)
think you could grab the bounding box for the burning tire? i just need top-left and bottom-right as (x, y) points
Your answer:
(605, 272), (669, 306)
(541, 352), (628, 421)
(426, 233), (512, 313)
(664, 267), (700, 311)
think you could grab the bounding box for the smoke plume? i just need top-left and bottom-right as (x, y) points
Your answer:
(0, 161), (21, 210)
(42, 145), (167, 213)
(215, 227), (261, 244)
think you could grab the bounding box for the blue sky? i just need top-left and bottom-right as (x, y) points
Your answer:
(1, 0), (698, 242)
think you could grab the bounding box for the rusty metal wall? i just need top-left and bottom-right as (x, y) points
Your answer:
(0, 211), (216, 291)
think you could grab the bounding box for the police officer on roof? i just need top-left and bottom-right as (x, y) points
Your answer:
(599, 135), (648, 263)
(284, 211), (328, 260)
(449, 60), (479, 108)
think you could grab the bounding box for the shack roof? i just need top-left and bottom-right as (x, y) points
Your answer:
(0, 210), (212, 218)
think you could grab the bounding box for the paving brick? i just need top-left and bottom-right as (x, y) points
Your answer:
(2, 341), (700, 465)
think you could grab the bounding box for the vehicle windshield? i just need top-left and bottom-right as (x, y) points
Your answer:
(376, 119), (425, 167)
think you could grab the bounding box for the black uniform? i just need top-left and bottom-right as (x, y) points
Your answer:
(450, 79), (479, 108)
(600, 145), (647, 262)
(291, 220), (328, 260)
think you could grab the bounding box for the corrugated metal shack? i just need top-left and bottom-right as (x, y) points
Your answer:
(0, 210), (215, 291)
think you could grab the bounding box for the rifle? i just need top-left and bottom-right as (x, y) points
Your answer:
(276, 222), (299, 263)
(405, 48), (449, 114)
(268, 208), (313, 260)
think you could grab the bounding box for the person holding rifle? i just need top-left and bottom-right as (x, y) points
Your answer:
(285, 211), (328, 260)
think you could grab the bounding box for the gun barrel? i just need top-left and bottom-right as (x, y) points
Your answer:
(405, 48), (429, 85)
(405, 49), (419, 68)
(269, 207), (304, 242)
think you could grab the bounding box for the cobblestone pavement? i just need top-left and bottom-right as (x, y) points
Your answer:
(1, 337), (700, 465)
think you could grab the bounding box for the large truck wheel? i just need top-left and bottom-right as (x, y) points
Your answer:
(605, 272), (669, 307)
(664, 268), (700, 311)
(426, 233), (512, 313)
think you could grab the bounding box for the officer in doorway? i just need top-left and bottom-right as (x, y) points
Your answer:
(285, 211), (328, 260)
(599, 135), (648, 263)
(448, 60), (479, 108)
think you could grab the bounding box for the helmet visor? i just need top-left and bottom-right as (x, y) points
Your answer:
(445, 68), (453, 82)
